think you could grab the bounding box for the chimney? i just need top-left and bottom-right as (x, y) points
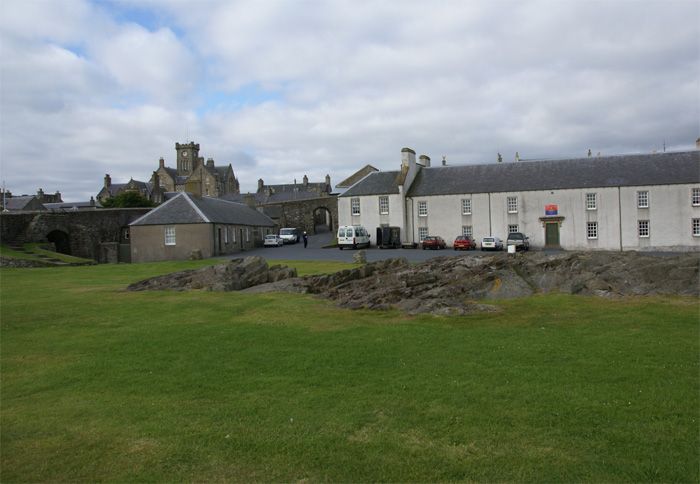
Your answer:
(37, 188), (44, 200)
(418, 155), (431, 167)
(515, 151), (520, 162)
(243, 193), (256, 208)
(442, 156), (447, 166)
(257, 178), (264, 192)
(90, 196), (95, 207)
(325, 174), (331, 186)
(401, 147), (416, 168)
(55, 191), (62, 202)
(159, 157), (165, 169)
(197, 156), (204, 168)
(303, 175), (309, 186)
(104, 174), (111, 187)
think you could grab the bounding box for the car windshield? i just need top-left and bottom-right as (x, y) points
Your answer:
(483, 238), (494, 242)
(509, 233), (523, 239)
(265, 235), (276, 239)
(280, 229), (295, 235)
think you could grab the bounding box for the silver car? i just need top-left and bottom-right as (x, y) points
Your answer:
(263, 234), (284, 247)
(481, 236), (503, 251)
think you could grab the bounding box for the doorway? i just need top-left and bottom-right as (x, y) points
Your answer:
(545, 222), (560, 247)
(47, 230), (70, 254)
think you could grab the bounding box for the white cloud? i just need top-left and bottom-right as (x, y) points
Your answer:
(0, 0), (697, 199)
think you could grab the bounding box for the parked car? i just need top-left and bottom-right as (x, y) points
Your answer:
(337, 225), (371, 249)
(453, 235), (477, 250)
(279, 227), (300, 244)
(481, 236), (503, 251)
(506, 232), (530, 251)
(263, 234), (284, 247)
(421, 236), (447, 250)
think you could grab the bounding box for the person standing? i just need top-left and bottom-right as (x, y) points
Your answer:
(303, 231), (308, 248)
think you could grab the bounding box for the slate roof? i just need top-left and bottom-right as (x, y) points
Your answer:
(4, 196), (44, 211)
(221, 190), (330, 205)
(44, 200), (102, 210)
(407, 151), (700, 196)
(336, 164), (379, 188)
(341, 151), (700, 197)
(130, 192), (275, 227)
(339, 171), (401, 197)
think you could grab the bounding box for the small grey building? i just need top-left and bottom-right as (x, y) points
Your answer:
(129, 192), (276, 262)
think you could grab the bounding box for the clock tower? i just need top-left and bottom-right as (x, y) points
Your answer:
(175, 142), (200, 175)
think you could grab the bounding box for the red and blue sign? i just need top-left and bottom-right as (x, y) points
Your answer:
(545, 204), (558, 215)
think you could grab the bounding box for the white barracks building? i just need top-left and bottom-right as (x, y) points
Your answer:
(338, 147), (700, 251)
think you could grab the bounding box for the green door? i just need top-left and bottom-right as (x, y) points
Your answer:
(545, 222), (560, 247)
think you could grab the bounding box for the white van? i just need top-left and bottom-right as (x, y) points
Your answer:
(337, 225), (371, 250)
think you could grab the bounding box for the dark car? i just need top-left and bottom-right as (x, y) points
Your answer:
(421, 236), (446, 250)
(506, 232), (530, 251)
(453, 235), (477, 250)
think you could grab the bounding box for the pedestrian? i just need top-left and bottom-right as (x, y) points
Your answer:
(303, 231), (308, 248)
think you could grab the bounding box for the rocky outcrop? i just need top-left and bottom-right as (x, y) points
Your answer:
(127, 256), (297, 291)
(257, 251), (700, 315)
(127, 251), (699, 316)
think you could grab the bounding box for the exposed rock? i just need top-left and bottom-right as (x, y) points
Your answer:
(189, 249), (203, 260)
(353, 250), (367, 264)
(127, 256), (297, 291)
(128, 251), (699, 316)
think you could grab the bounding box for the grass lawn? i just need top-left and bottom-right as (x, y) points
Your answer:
(1, 259), (698, 482)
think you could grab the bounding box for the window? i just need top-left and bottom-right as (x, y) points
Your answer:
(165, 226), (176, 245)
(224, 227), (229, 243)
(461, 198), (472, 215)
(507, 196), (518, 213)
(418, 201), (428, 217)
(692, 188), (700, 206)
(462, 225), (473, 237)
(418, 227), (429, 241)
(232, 227), (236, 242)
(508, 224), (519, 234)
(637, 191), (649, 208)
(379, 196), (389, 215)
(587, 221), (598, 239)
(638, 220), (649, 238)
(586, 193), (597, 210)
(246, 228), (250, 242)
(351, 198), (360, 216)
(693, 218), (700, 237)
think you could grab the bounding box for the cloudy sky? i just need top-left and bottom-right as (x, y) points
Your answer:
(1, 0), (698, 201)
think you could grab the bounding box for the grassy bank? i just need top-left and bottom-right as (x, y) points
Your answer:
(1, 260), (698, 482)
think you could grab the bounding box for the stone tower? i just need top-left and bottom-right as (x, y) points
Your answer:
(175, 142), (200, 176)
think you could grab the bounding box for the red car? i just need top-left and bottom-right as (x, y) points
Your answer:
(453, 235), (477, 250)
(421, 236), (446, 250)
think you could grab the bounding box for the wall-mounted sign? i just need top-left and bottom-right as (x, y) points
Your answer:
(545, 204), (558, 215)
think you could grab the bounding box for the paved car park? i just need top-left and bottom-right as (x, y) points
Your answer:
(228, 232), (503, 263)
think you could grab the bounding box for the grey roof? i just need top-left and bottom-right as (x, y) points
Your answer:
(130, 192), (275, 227)
(336, 164), (379, 188)
(5, 196), (44, 210)
(340, 171), (401, 197)
(407, 151), (699, 196)
(221, 190), (330, 205)
(44, 200), (101, 210)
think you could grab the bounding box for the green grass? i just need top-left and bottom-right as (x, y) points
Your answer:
(0, 243), (94, 264)
(1, 260), (698, 482)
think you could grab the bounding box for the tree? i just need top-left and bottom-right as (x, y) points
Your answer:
(101, 191), (155, 208)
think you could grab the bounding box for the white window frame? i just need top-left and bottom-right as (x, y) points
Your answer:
(418, 227), (429, 241)
(507, 196), (518, 213)
(462, 225), (473, 237)
(508, 224), (519, 234)
(417, 201), (428, 217)
(246, 228), (250, 242)
(638, 220), (649, 238)
(164, 226), (176, 245)
(351, 198), (360, 216)
(693, 218), (700, 237)
(461, 198), (472, 215)
(637, 191), (649, 209)
(232, 227), (236, 242)
(692, 188), (700, 206)
(378, 196), (389, 215)
(587, 221), (598, 240)
(224, 226), (229, 244)
(586, 193), (597, 210)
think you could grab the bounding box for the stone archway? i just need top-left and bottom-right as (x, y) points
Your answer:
(47, 229), (71, 254)
(312, 206), (333, 234)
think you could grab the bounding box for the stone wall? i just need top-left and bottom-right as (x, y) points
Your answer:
(0, 208), (151, 262)
(272, 196), (338, 234)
